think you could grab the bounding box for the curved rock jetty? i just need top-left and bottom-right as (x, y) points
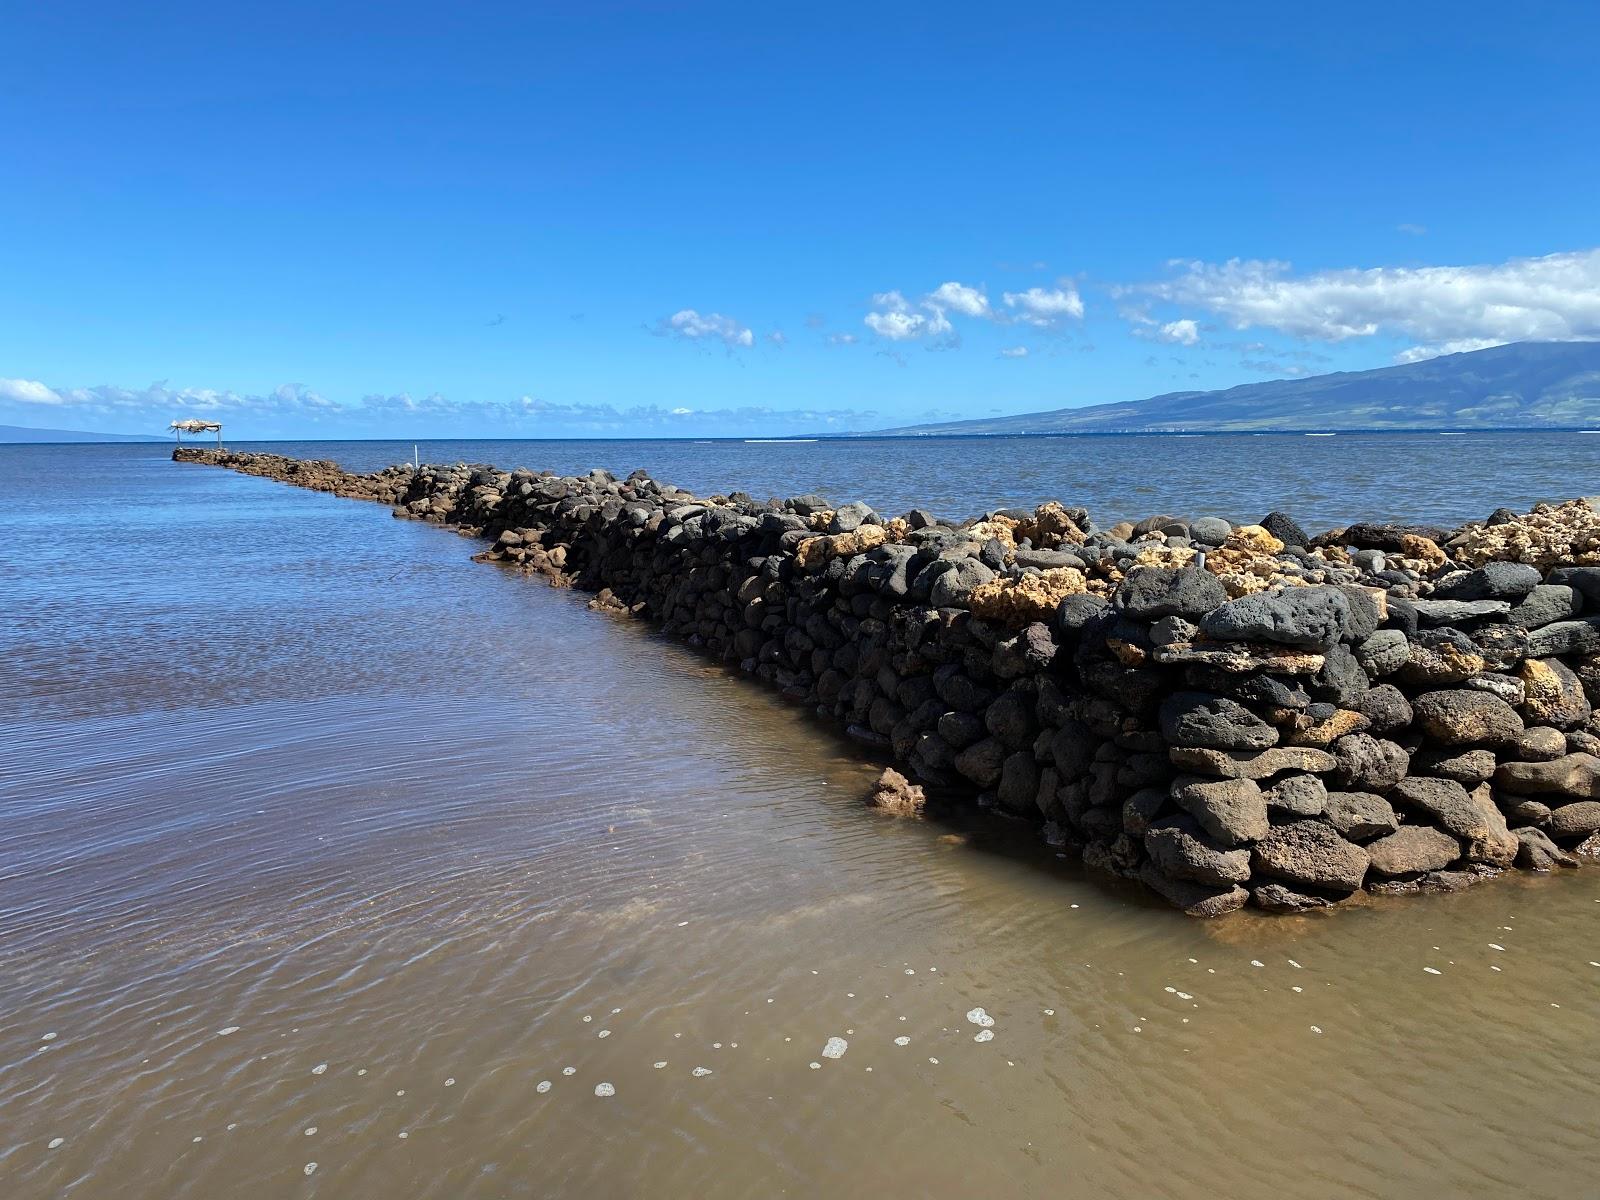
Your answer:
(175, 446), (1600, 914)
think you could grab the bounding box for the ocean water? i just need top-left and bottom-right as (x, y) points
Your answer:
(3, 437), (1599, 1200)
(232, 429), (1600, 532)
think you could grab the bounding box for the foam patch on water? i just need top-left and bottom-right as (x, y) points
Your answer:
(821, 1036), (848, 1059)
(692, 1067), (713, 1077)
(966, 1007), (995, 1028)
(594, 1082), (615, 1097)
(893, 1036), (910, 1046)
(536, 1080), (552, 1093)
(974, 1029), (994, 1043)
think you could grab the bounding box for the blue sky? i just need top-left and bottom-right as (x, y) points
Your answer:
(3, 1), (1598, 438)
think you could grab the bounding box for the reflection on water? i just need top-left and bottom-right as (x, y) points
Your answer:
(2, 443), (1599, 1199)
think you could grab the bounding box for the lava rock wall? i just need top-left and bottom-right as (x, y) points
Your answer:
(176, 447), (1600, 914)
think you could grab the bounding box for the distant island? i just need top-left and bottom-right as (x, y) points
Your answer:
(0, 423), (166, 444)
(862, 341), (1600, 436)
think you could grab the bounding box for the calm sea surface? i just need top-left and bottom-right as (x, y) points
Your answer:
(242, 430), (1600, 531)
(3, 436), (1599, 1199)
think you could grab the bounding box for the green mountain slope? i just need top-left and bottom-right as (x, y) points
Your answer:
(871, 341), (1600, 435)
(0, 423), (167, 443)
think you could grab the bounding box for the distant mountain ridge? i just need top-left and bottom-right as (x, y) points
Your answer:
(867, 341), (1600, 435)
(0, 423), (166, 443)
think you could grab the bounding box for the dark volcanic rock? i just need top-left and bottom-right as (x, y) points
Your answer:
(1138, 862), (1249, 917)
(1548, 800), (1600, 839)
(1411, 689), (1525, 747)
(1144, 816), (1252, 886)
(1198, 587), (1352, 649)
(1171, 777), (1270, 845)
(1527, 618), (1600, 658)
(1311, 644), (1371, 707)
(1115, 564), (1228, 620)
(1263, 773), (1329, 817)
(996, 751), (1041, 815)
(1167, 745), (1336, 780)
(1354, 684), (1412, 734)
(1159, 692), (1279, 751)
(828, 501), (877, 533)
(1411, 747), (1498, 785)
(1324, 791), (1399, 841)
(1260, 511), (1309, 548)
(1330, 733), (1409, 792)
(1546, 566), (1600, 604)
(928, 558), (996, 608)
(1250, 820), (1370, 892)
(1251, 881), (1342, 912)
(953, 736), (1006, 788)
(1409, 598), (1512, 625)
(1430, 562), (1541, 602)
(1390, 777), (1504, 851)
(1340, 521), (1452, 551)
(1509, 585), (1582, 630)
(1057, 592), (1110, 633)
(1354, 629), (1410, 677)
(1495, 752), (1600, 798)
(1121, 787), (1167, 838)
(1366, 825), (1462, 876)
(1514, 826), (1579, 870)
(1189, 516), (1233, 546)
(1514, 726), (1568, 761)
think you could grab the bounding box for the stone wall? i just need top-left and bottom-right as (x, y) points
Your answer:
(175, 446), (1600, 914)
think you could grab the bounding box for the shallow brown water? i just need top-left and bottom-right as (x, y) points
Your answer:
(3, 445), (1599, 1199)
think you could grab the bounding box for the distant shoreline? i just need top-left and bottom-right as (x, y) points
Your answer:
(6, 426), (1599, 446)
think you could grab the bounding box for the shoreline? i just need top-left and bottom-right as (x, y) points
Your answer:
(174, 446), (1600, 915)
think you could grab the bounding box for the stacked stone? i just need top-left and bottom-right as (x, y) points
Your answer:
(175, 447), (1600, 915)
(172, 447), (415, 502)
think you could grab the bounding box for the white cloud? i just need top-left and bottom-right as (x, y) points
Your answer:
(1158, 318), (1200, 346)
(865, 308), (950, 341)
(861, 276), (1088, 347)
(862, 280), (997, 345)
(766, 330), (787, 346)
(1397, 223), (1427, 236)
(827, 332), (858, 346)
(656, 309), (754, 348)
(0, 375), (875, 437)
(927, 281), (989, 318)
(1002, 285), (1084, 326)
(1392, 337), (1508, 364)
(999, 345), (1028, 358)
(1134, 249), (1600, 361)
(0, 378), (64, 405)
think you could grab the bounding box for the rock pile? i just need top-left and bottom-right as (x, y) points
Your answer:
(868, 768), (927, 816)
(175, 446), (1600, 914)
